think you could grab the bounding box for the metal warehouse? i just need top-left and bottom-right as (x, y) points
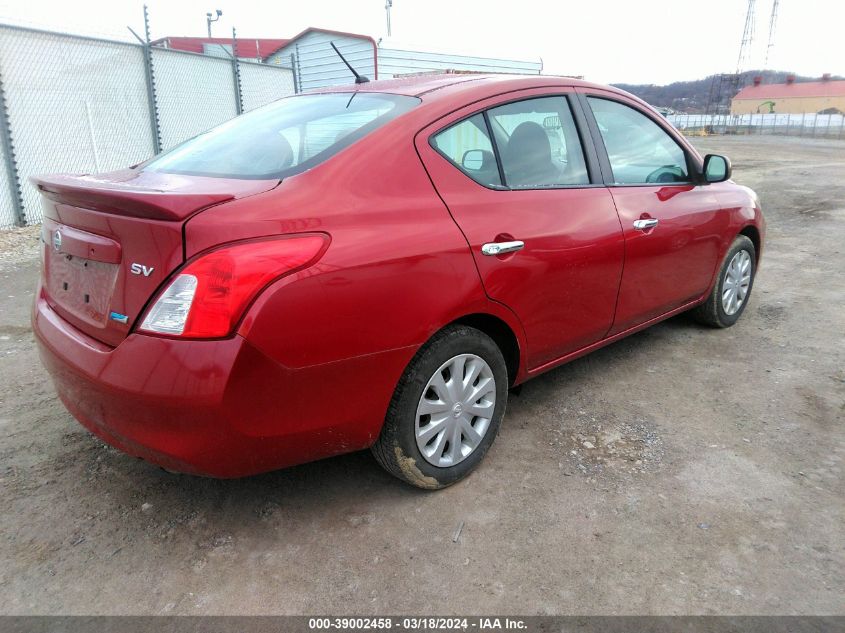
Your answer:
(264, 27), (541, 90)
(155, 28), (542, 92)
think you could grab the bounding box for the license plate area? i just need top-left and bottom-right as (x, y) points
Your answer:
(46, 249), (119, 327)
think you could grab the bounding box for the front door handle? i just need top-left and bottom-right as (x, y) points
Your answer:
(633, 218), (659, 230)
(481, 240), (525, 256)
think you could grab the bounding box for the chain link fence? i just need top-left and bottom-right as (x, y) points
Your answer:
(0, 23), (295, 229)
(239, 60), (296, 113)
(0, 117), (14, 228)
(667, 112), (845, 139)
(151, 47), (239, 149)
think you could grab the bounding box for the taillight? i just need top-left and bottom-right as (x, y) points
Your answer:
(139, 235), (327, 338)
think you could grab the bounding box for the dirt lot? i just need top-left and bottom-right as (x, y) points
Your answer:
(0, 136), (843, 615)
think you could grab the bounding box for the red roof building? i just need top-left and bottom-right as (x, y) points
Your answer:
(731, 76), (845, 114)
(151, 36), (291, 60)
(152, 27), (542, 91)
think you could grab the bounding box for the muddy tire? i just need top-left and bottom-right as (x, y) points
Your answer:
(692, 234), (756, 328)
(371, 325), (508, 489)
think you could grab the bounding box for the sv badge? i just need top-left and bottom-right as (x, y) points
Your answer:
(130, 263), (155, 277)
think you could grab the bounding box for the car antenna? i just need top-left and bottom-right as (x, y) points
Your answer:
(330, 41), (370, 84)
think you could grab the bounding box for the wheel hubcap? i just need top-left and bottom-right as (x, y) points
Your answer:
(722, 249), (752, 316)
(415, 354), (496, 468)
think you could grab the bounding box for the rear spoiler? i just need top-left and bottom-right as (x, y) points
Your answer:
(31, 172), (236, 222)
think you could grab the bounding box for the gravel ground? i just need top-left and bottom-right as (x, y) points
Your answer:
(0, 226), (39, 270)
(0, 136), (843, 615)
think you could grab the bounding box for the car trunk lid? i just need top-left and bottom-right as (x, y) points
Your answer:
(33, 169), (278, 347)
(34, 168), (276, 221)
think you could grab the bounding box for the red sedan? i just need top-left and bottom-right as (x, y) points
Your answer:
(32, 75), (765, 489)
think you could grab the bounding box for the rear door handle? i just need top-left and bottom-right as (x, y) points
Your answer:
(633, 218), (659, 230)
(481, 240), (524, 256)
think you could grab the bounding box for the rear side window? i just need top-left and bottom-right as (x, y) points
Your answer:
(145, 93), (420, 179)
(587, 97), (689, 184)
(487, 96), (589, 188)
(432, 114), (502, 187)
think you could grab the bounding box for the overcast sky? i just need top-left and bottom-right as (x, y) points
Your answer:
(0, 0), (842, 85)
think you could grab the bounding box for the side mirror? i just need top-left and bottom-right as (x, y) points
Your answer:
(702, 154), (731, 183)
(461, 149), (485, 171)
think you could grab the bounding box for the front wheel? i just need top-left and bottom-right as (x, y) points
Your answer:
(692, 235), (756, 328)
(371, 325), (508, 489)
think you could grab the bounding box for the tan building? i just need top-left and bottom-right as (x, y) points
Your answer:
(730, 76), (845, 114)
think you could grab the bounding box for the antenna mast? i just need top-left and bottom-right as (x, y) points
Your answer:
(330, 41), (370, 84)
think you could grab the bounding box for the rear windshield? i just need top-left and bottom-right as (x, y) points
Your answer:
(144, 92), (420, 179)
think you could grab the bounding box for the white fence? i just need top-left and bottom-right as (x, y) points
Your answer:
(667, 112), (845, 139)
(0, 24), (295, 228)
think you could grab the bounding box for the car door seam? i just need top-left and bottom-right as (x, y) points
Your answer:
(411, 132), (530, 346)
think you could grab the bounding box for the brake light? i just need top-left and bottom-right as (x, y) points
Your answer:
(139, 235), (326, 338)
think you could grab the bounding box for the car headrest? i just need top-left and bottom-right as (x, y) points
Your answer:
(503, 122), (553, 186)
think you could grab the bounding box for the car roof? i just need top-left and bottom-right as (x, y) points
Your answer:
(309, 73), (627, 102)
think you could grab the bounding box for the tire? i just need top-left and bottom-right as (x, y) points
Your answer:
(371, 325), (508, 489)
(692, 235), (756, 328)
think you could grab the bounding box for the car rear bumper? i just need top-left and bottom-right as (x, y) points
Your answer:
(33, 293), (405, 477)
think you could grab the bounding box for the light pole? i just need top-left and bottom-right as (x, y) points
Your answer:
(206, 9), (222, 37)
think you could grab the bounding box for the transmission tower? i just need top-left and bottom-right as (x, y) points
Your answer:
(736, 0), (757, 75)
(708, 0), (757, 115)
(765, 0), (780, 68)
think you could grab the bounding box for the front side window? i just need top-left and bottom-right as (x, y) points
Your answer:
(587, 97), (689, 184)
(487, 96), (589, 188)
(145, 93), (420, 179)
(432, 114), (502, 187)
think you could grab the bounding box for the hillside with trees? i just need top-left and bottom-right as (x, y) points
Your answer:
(613, 70), (843, 112)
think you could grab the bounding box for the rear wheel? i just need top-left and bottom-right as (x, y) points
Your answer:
(371, 325), (508, 489)
(692, 235), (756, 328)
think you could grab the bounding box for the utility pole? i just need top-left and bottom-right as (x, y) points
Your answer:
(385, 0), (393, 37)
(206, 9), (222, 38)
